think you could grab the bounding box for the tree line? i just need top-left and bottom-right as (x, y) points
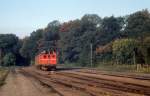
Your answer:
(0, 9), (150, 67)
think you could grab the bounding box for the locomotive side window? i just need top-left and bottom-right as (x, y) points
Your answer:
(43, 55), (47, 58)
(50, 51), (53, 54)
(48, 55), (50, 58)
(52, 55), (55, 58)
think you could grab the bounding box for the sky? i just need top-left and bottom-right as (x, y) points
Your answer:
(0, 0), (150, 38)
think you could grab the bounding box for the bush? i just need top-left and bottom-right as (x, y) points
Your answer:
(112, 39), (138, 64)
(143, 37), (150, 64)
(3, 53), (16, 66)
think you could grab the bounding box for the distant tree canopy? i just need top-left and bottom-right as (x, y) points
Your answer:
(95, 16), (124, 45)
(20, 29), (43, 60)
(1, 9), (150, 67)
(124, 9), (150, 39)
(0, 34), (18, 54)
(19, 10), (150, 66)
(0, 34), (24, 66)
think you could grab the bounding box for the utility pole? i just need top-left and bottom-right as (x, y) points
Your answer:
(133, 50), (136, 65)
(90, 43), (93, 68)
(133, 48), (137, 71)
(0, 48), (2, 67)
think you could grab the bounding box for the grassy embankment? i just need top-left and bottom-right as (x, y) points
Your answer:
(97, 62), (150, 73)
(0, 68), (9, 86)
(63, 62), (150, 73)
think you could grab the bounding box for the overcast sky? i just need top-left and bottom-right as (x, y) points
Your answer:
(0, 0), (150, 38)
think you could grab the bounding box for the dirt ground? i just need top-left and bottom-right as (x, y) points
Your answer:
(0, 67), (150, 96)
(0, 69), (59, 96)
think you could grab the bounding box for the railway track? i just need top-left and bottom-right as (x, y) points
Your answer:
(20, 69), (92, 96)
(75, 69), (150, 80)
(19, 67), (150, 96)
(57, 71), (150, 95)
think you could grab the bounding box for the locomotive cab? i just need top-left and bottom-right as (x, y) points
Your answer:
(35, 49), (57, 71)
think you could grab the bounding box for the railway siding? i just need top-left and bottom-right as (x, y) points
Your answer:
(63, 71), (150, 87)
(20, 67), (150, 96)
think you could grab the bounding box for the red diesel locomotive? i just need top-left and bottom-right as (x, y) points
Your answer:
(35, 50), (57, 71)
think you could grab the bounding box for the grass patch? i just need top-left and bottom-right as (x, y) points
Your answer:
(62, 62), (150, 73)
(97, 63), (150, 73)
(97, 63), (136, 72)
(62, 63), (80, 68)
(0, 68), (9, 86)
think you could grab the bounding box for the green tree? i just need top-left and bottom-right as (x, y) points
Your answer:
(20, 21), (60, 64)
(20, 29), (43, 60)
(112, 39), (138, 64)
(59, 14), (101, 65)
(96, 16), (124, 45)
(0, 34), (18, 54)
(124, 9), (150, 39)
(0, 34), (19, 66)
(43, 20), (60, 41)
(59, 20), (81, 63)
(142, 37), (150, 64)
(3, 53), (16, 66)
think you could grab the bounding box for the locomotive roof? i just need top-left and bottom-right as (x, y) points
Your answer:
(36, 47), (57, 55)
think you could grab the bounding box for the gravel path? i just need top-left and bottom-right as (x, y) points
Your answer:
(0, 69), (59, 96)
